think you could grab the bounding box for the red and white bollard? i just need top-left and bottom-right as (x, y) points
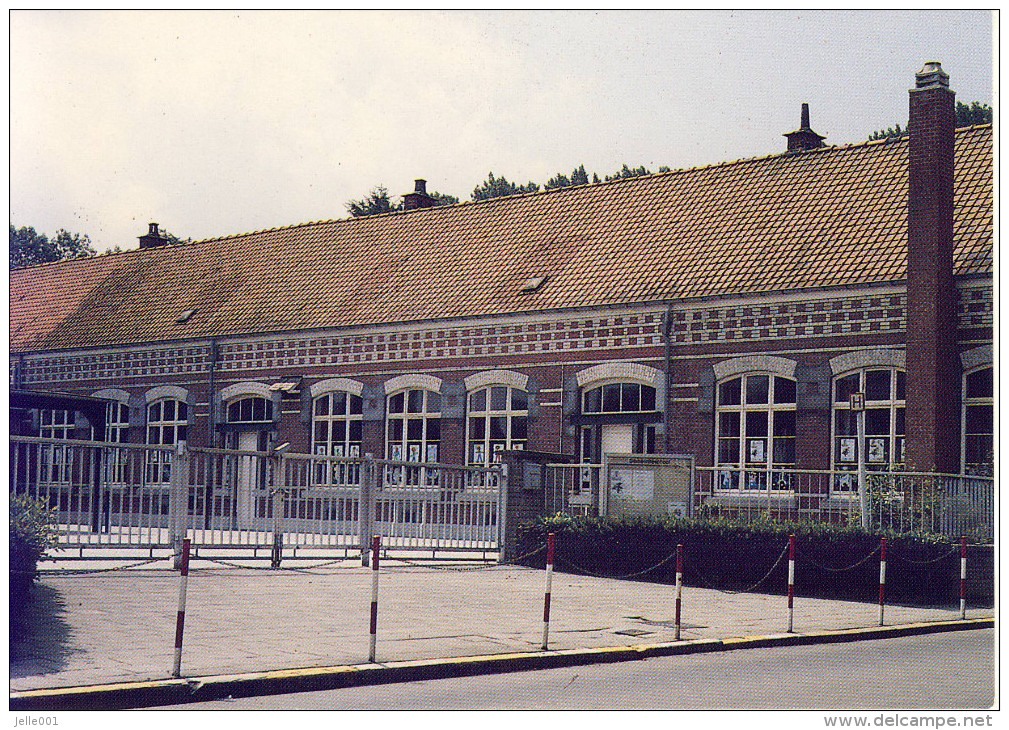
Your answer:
(878, 536), (888, 626)
(960, 536), (968, 620)
(786, 535), (796, 633)
(172, 538), (192, 678)
(674, 543), (684, 641)
(368, 535), (381, 662)
(541, 532), (556, 651)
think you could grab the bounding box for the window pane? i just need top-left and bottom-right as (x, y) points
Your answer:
(773, 438), (796, 464)
(178, 402), (188, 421)
(719, 412), (740, 438)
(511, 389), (528, 411)
(965, 435), (994, 472)
(349, 420), (362, 441)
(865, 370), (891, 401)
(332, 420), (346, 442)
(389, 393), (404, 414)
(773, 377), (796, 404)
(331, 390), (347, 415)
(641, 386), (656, 411)
(896, 371), (906, 401)
(865, 408), (890, 435)
(719, 378), (741, 406)
(966, 368), (993, 399)
(349, 395), (363, 415)
(745, 411), (768, 437)
(164, 400), (176, 421)
(314, 421), (328, 443)
(835, 373), (859, 403)
(718, 438), (740, 464)
(835, 409), (857, 436)
(965, 404), (993, 434)
(746, 375), (769, 405)
(602, 383), (621, 412)
(469, 417), (485, 439)
(228, 401), (239, 422)
(622, 383), (641, 411)
(407, 390), (424, 413)
(490, 386), (508, 411)
(388, 418), (403, 441)
(470, 389), (487, 412)
(773, 410), (796, 437)
(490, 416), (507, 440)
(407, 419), (423, 440)
(314, 396), (330, 417)
(584, 387), (601, 413)
(512, 416), (527, 441)
(426, 419), (440, 441)
(149, 401), (161, 422)
(895, 408), (905, 436)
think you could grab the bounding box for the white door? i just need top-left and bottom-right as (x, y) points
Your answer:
(601, 424), (634, 457)
(236, 430), (260, 528)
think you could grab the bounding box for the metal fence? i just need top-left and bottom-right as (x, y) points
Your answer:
(540, 458), (993, 541)
(10, 436), (505, 560)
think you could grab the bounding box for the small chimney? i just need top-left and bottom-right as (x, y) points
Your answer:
(402, 179), (435, 211)
(138, 222), (169, 249)
(783, 103), (827, 152)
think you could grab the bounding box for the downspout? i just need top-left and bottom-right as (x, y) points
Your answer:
(207, 339), (220, 447)
(663, 303), (674, 453)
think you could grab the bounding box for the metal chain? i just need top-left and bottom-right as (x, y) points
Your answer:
(386, 544), (547, 572)
(799, 544), (881, 573)
(39, 557), (165, 575)
(688, 542), (790, 595)
(555, 548), (679, 581)
(888, 544), (960, 565)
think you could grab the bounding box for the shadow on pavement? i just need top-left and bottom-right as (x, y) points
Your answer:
(10, 582), (74, 678)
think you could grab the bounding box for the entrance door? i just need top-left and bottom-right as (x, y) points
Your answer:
(601, 424), (634, 457)
(234, 430), (266, 528)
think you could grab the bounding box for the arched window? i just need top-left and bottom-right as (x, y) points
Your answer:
(578, 381), (659, 462)
(227, 397), (273, 424)
(831, 368), (905, 492)
(962, 367), (993, 476)
(715, 374), (797, 490)
(582, 381), (657, 414)
(386, 388), (441, 465)
(312, 390), (364, 486)
(146, 399), (188, 483)
(40, 409), (74, 484)
(467, 385), (528, 466)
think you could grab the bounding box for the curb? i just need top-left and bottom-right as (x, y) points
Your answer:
(10, 618), (994, 710)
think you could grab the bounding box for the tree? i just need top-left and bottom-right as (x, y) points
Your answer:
(471, 172), (540, 201)
(346, 186), (459, 217)
(544, 164), (598, 190)
(10, 224), (95, 270)
(868, 101), (993, 141)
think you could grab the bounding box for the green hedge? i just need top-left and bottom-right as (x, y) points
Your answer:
(10, 492), (57, 600)
(517, 514), (991, 606)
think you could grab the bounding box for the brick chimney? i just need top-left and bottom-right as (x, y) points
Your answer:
(402, 179), (435, 210)
(904, 61), (959, 474)
(783, 103), (826, 152)
(138, 222), (169, 249)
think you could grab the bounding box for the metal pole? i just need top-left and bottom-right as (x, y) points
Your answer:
(787, 534), (796, 633)
(878, 536), (888, 626)
(541, 532), (556, 650)
(960, 536), (968, 620)
(674, 543), (684, 641)
(360, 454), (375, 567)
(172, 538), (192, 677)
(857, 409), (868, 529)
(368, 535), (381, 662)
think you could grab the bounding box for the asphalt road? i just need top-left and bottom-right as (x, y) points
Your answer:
(176, 628), (995, 710)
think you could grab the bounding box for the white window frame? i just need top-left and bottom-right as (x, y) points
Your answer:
(466, 384), (529, 467)
(312, 390), (364, 486)
(386, 388), (441, 485)
(830, 367), (906, 493)
(146, 398), (188, 483)
(714, 372), (797, 492)
(961, 366), (994, 477)
(40, 409), (74, 484)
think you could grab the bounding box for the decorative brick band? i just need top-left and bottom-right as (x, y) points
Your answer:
(464, 369), (529, 392)
(383, 373), (443, 394)
(310, 377), (366, 399)
(712, 355), (797, 381)
(575, 362), (663, 388)
(828, 348), (906, 375)
(144, 385), (190, 403)
(960, 344), (992, 371)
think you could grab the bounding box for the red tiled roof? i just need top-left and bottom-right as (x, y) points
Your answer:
(9, 126), (993, 354)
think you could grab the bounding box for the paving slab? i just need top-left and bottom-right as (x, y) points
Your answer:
(10, 560), (991, 693)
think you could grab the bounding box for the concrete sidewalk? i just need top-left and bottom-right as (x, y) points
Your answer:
(11, 558), (992, 697)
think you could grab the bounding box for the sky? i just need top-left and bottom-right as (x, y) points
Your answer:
(9, 10), (995, 253)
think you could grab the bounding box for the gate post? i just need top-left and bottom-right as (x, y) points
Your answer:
(360, 453), (376, 567)
(170, 441), (190, 569)
(269, 444), (289, 569)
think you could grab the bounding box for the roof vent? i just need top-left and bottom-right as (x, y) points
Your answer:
(915, 61), (949, 89)
(139, 222), (170, 249)
(403, 179), (435, 211)
(783, 103), (826, 152)
(520, 276), (548, 293)
(175, 308), (196, 324)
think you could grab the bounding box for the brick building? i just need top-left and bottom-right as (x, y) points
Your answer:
(10, 63), (994, 505)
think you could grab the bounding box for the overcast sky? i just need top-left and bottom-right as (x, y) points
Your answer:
(9, 10), (994, 253)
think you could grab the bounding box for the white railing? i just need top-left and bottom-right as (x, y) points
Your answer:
(10, 436), (505, 558)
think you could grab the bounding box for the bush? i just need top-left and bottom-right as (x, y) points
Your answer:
(10, 492), (57, 597)
(516, 514), (990, 606)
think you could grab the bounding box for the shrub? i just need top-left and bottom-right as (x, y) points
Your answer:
(516, 514), (989, 606)
(10, 492), (57, 597)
